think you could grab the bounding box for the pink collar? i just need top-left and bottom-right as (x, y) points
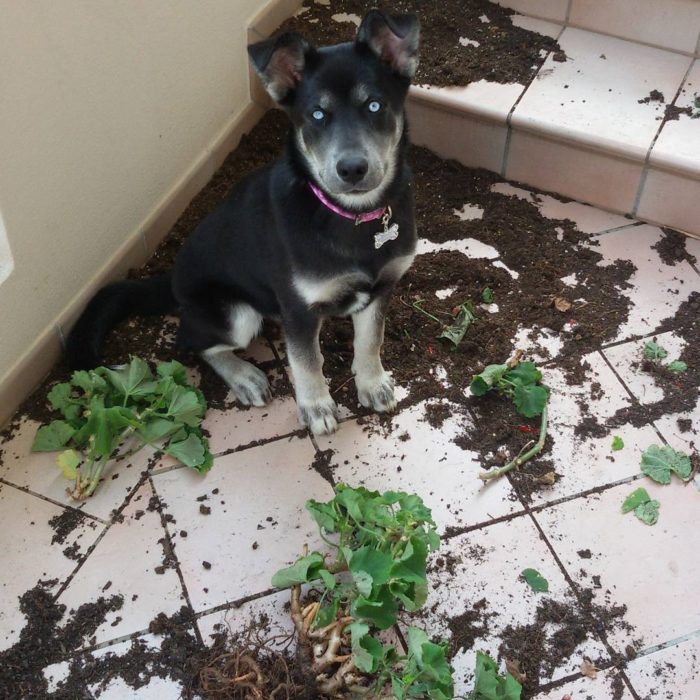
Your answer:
(308, 181), (386, 224)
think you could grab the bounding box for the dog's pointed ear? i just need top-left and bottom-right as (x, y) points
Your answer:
(356, 10), (420, 79)
(248, 32), (311, 103)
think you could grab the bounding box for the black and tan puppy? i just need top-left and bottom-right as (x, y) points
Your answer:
(67, 10), (420, 435)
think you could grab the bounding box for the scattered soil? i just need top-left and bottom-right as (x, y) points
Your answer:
(664, 104), (693, 121)
(276, 0), (565, 87)
(653, 227), (698, 266)
(446, 597), (494, 656)
(0, 580), (124, 698)
(638, 89), (665, 104)
(48, 508), (87, 546)
(498, 588), (634, 698)
(311, 448), (336, 486)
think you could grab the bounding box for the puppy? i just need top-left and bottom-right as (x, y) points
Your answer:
(66, 10), (420, 436)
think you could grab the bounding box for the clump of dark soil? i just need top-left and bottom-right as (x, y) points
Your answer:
(664, 103), (693, 121)
(48, 508), (87, 546)
(276, 0), (565, 87)
(311, 448), (336, 486)
(638, 89), (665, 104)
(653, 228), (698, 266)
(447, 598), (494, 656)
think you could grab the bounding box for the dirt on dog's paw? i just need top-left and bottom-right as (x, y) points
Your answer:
(298, 396), (339, 435)
(356, 371), (397, 413)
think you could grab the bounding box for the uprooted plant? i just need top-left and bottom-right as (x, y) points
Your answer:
(271, 485), (454, 698)
(469, 351), (550, 482)
(32, 357), (212, 499)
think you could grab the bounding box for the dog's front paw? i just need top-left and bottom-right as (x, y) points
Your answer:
(298, 396), (339, 435)
(356, 371), (397, 413)
(228, 363), (271, 407)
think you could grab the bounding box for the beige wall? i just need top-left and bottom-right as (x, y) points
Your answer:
(0, 0), (268, 387)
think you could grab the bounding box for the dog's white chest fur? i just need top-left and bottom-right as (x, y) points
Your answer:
(293, 271), (371, 315)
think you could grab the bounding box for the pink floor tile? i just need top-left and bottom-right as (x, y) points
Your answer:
(316, 399), (522, 534)
(532, 668), (635, 699)
(152, 435), (332, 613)
(0, 483), (103, 650)
(412, 514), (610, 695)
(588, 225), (700, 342)
(512, 28), (691, 160)
(534, 481), (700, 652)
(626, 634), (700, 699)
(603, 331), (688, 406)
(56, 481), (185, 646)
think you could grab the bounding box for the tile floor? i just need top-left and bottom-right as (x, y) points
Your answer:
(1, 191), (699, 700)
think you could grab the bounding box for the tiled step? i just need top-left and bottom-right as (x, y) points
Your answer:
(408, 23), (700, 236)
(252, 1), (700, 236)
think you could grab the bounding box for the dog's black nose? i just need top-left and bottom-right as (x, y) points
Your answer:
(336, 156), (369, 185)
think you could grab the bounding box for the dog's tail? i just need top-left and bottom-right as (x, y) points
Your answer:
(65, 273), (177, 370)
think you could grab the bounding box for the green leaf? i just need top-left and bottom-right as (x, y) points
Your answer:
(271, 552), (324, 588)
(47, 383), (82, 422)
(71, 369), (107, 395)
(347, 546), (393, 588)
(612, 436), (624, 451)
(482, 287), (494, 304)
(635, 500), (660, 526)
(318, 568), (337, 590)
(349, 622), (381, 674)
(101, 357), (153, 398)
(32, 421), (76, 452)
(305, 500), (338, 533)
(137, 418), (183, 443)
(643, 341), (668, 360)
(504, 362), (541, 387)
(470, 651), (522, 700)
(521, 568), (549, 593)
(470, 364), (509, 396)
(56, 449), (81, 480)
(351, 588), (399, 630)
(166, 386), (205, 426)
(512, 383), (549, 418)
(165, 432), (207, 469)
(156, 359), (188, 385)
(640, 444), (692, 484)
(622, 487), (651, 513)
(438, 303), (477, 348)
(667, 360), (688, 373)
(313, 598), (339, 629)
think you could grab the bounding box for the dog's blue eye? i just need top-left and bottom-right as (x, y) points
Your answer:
(367, 101), (381, 113)
(312, 109), (325, 121)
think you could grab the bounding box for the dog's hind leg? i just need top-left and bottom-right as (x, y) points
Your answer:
(196, 302), (271, 407)
(351, 293), (396, 413)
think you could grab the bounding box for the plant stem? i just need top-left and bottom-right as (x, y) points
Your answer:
(410, 300), (444, 326)
(479, 403), (548, 482)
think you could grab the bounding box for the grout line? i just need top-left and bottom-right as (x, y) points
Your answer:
(441, 505), (530, 542)
(193, 587), (279, 620)
(564, 0), (573, 24)
(0, 477), (109, 525)
(632, 56), (696, 216)
(525, 508), (643, 700)
(596, 351), (673, 447)
(631, 628), (700, 660)
(53, 471), (151, 600)
(528, 473), (643, 516)
(500, 23), (568, 177)
(147, 474), (204, 646)
(591, 221), (645, 237)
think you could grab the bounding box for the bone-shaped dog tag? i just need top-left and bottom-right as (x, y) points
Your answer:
(374, 221), (399, 249)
